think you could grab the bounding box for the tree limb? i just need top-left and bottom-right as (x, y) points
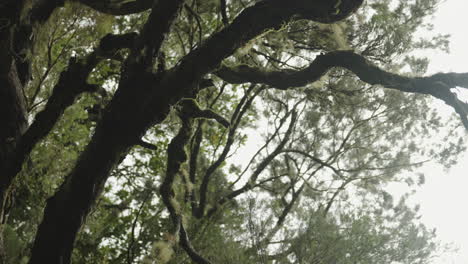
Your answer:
(129, 0), (185, 70)
(77, 0), (154, 15)
(159, 102), (212, 264)
(179, 223), (212, 264)
(282, 149), (344, 179)
(216, 50), (468, 129)
(219, 0), (229, 25)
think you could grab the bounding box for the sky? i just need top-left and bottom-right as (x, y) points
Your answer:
(409, 0), (468, 263)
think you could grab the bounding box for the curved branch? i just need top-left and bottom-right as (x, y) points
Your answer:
(27, 33), (140, 264)
(77, 0), (154, 15)
(216, 50), (468, 129)
(179, 98), (230, 128)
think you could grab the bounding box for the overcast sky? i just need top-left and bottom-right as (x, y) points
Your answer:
(411, 0), (468, 263)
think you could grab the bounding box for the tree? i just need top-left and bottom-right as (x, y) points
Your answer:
(0, 0), (466, 263)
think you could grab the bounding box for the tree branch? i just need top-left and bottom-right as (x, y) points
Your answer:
(282, 149), (344, 179)
(136, 139), (158, 150)
(77, 0), (154, 15)
(179, 223), (212, 264)
(159, 102), (212, 264)
(219, 0), (229, 25)
(129, 0), (185, 70)
(216, 50), (468, 129)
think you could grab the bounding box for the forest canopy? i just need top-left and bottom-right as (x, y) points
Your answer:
(0, 0), (467, 263)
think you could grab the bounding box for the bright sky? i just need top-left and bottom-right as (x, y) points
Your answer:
(411, 0), (468, 263)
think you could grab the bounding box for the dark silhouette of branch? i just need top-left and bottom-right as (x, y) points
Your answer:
(29, 0), (185, 261)
(323, 178), (354, 215)
(77, 0), (154, 15)
(184, 4), (203, 46)
(188, 120), (203, 215)
(136, 139), (158, 150)
(220, 0), (229, 25)
(179, 223), (212, 264)
(216, 50), (468, 128)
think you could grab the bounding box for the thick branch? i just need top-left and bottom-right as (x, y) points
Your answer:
(77, 0), (154, 15)
(0, 0), (70, 169)
(30, 0), (186, 258)
(216, 50), (468, 128)
(129, 0), (185, 70)
(0, 2), (65, 252)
